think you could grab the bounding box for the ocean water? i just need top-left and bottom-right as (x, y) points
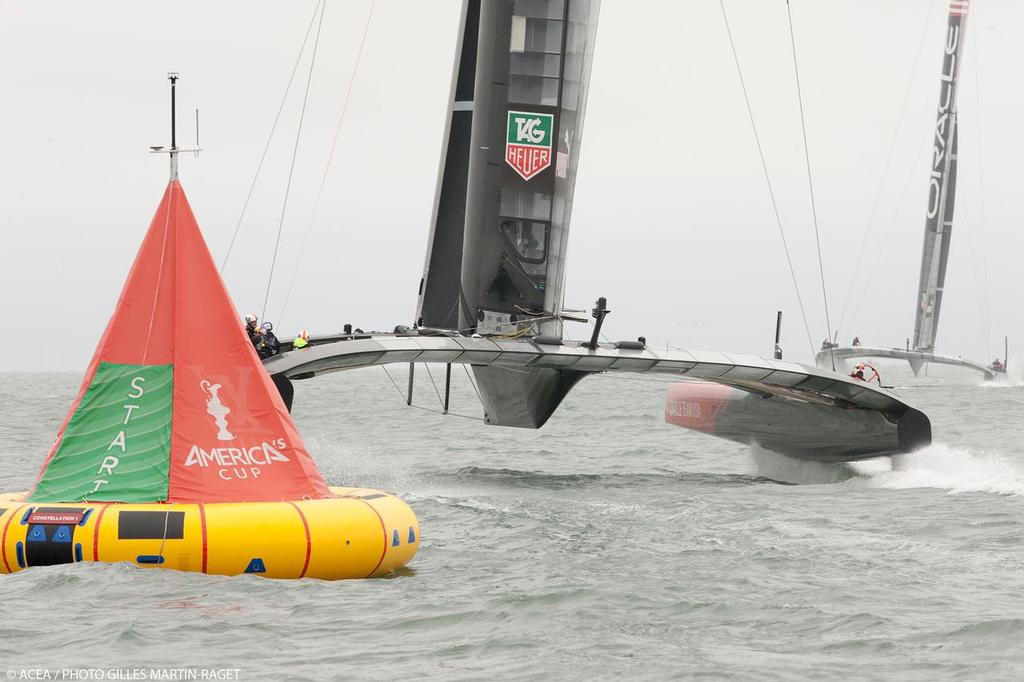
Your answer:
(1, 363), (1023, 680)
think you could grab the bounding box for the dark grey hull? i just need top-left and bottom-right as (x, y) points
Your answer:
(665, 381), (929, 463)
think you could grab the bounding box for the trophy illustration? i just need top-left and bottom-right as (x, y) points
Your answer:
(200, 380), (234, 441)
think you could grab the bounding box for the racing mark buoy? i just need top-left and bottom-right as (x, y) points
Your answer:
(1, 180), (418, 580)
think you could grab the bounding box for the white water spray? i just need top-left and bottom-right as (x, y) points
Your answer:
(749, 443), (1024, 495)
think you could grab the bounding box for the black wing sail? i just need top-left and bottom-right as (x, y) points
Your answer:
(913, 0), (968, 351)
(460, 0), (600, 338)
(416, 1), (480, 330)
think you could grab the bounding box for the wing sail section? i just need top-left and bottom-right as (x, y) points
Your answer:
(416, 1), (479, 330)
(913, 1), (968, 351)
(461, 0), (601, 337)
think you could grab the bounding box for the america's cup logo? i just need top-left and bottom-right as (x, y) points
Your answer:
(200, 379), (235, 441)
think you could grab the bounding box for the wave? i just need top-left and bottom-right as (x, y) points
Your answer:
(437, 465), (776, 489)
(749, 443), (1024, 495)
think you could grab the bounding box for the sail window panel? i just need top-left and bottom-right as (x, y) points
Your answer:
(510, 52), (563, 79)
(510, 18), (565, 55)
(500, 190), (552, 220)
(500, 220), (549, 264)
(510, 15), (527, 52)
(513, 0), (565, 20)
(508, 74), (561, 106)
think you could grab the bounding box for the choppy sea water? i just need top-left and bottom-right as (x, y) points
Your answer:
(1, 362), (1023, 680)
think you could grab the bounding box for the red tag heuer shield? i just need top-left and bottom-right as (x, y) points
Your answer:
(505, 110), (554, 181)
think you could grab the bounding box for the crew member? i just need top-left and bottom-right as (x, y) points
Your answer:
(255, 322), (281, 359)
(851, 364), (866, 381)
(852, 336), (861, 346)
(244, 313), (259, 343)
(294, 329), (310, 350)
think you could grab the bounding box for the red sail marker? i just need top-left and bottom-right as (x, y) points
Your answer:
(30, 182), (331, 504)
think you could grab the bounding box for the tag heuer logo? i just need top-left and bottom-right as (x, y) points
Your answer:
(505, 110), (554, 181)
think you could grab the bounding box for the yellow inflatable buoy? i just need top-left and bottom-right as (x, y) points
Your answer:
(0, 487), (418, 580)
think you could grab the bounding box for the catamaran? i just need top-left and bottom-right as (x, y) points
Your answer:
(816, 0), (1006, 381)
(262, 0), (932, 464)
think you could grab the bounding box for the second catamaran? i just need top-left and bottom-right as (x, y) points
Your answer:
(817, 0), (1004, 380)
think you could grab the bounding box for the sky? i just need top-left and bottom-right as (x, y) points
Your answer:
(0, 0), (1020, 372)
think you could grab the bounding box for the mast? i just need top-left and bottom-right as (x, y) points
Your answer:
(913, 0), (969, 351)
(169, 72), (179, 181)
(151, 72), (200, 180)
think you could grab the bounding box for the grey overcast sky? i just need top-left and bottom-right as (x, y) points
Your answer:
(0, 0), (1020, 372)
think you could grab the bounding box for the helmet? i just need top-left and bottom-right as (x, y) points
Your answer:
(855, 364), (865, 371)
(244, 313), (257, 324)
(261, 322), (274, 332)
(299, 329), (309, 340)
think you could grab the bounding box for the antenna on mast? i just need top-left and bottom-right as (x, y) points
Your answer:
(150, 72), (200, 181)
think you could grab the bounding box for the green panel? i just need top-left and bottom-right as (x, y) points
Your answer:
(506, 110), (553, 146)
(32, 362), (172, 503)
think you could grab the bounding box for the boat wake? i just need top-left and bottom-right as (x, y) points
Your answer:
(749, 443), (1024, 496)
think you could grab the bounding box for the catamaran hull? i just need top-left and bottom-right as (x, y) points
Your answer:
(665, 381), (929, 463)
(0, 487), (418, 580)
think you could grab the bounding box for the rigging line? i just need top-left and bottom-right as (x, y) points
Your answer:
(957, 189), (990, 349)
(220, 0), (323, 275)
(381, 365), (481, 420)
(381, 365), (407, 402)
(278, 0), (377, 327)
(836, 0), (936, 336)
(261, 1), (327, 323)
(969, 16), (992, 358)
(785, 0), (835, 369)
(423, 363), (445, 409)
(718, 0), (815, 358)
(462, 364), (483, 403)
(847, 133), (933, 332)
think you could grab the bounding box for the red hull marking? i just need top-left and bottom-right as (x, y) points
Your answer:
(92, 504), (112, 562)
(665, 382), (736, 433)
(1, 505), (27, 573)
(287, 501), (312, 579)
(357, 499), (389, 578)
(198, 503), (208, 574)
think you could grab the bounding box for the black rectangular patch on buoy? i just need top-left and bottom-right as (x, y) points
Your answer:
(117, 511), (185, 539)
